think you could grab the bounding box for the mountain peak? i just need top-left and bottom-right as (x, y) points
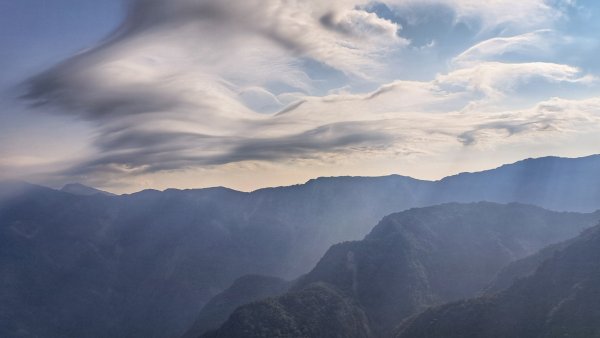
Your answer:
(60, 183), (115, 196)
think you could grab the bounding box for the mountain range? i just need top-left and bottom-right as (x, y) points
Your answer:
(3, 154), (600, 337)
(395, 222), (600, 337)
(201, 203), (600, 337)
(60, 183), (115, 197)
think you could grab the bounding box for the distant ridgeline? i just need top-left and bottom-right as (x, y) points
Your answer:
(2, 155), (600, 337)
(199, 203), (600, 337)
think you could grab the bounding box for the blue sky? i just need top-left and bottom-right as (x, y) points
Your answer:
(0, 0), (123, 88)
(2, 0), (600, 193)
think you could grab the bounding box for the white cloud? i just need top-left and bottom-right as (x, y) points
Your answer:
(9, 0), (600, 190)
(320, 9), (401, 40)
(452, 29), (561, 66)
(437, 62), (595, 101)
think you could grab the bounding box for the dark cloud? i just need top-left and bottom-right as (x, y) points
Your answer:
(58, 120), (393, 179)
(24, 72), (184, 120)
(319, 8), (400, 40)
(275, 100), (307, 116)
(365, 83), (398, 100)
(458, 119), (556, 146)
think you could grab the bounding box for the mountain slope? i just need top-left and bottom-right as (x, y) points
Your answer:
(183, 275), (291, 337)
(0, 186), (286, 338)
(433, 155), (600, 212)
(0, 178), (428, 338)
(60, 183), (115, 196)
(202, 203), (600, 337)
(395, 223), (600, 338)
(4, 154), (600, 337)
(484, 238), (575, 294)
(203, 282), (372, 338)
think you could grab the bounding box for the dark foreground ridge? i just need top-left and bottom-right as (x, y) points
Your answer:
(395, 223), (600, 338)
(183, 274), (291, 337)
(200, 203), (600, 337)
(3, 155), (600, 337)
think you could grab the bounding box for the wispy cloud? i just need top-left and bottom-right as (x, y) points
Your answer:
(452, 29), (560, 66)
(7, 0), (600, 190)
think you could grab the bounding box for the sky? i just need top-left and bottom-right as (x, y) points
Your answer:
(1, 0), (600, 193)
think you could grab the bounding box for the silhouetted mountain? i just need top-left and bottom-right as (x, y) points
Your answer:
(4, 155), (600, 337)
(202, 203), (600, 337)
(484, 239), (574, 294)
(432, 155), (600, 212)
(0, 180), (54, 203)
(2, 179), (430, 338)
(0, 186), (288, 338)
(60, 183), (115, 196)
(203, 282), (371, 338)
(395, 223), (600, 338)
(183, 275), (291, 337)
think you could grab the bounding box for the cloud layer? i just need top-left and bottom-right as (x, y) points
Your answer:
(11, 0), (600, 190)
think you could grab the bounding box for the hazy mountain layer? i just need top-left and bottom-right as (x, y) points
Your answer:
(183, 275), (291, 337)
(202, 282), (372, 338)
(395, 223), (600, 338)
(60, 183), (115, 196)
(484, 238), (575, 294)
(3, 155), (600, 337)
(202, 203), (600, 337)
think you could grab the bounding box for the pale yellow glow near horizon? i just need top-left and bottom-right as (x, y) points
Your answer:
(91, 132), (600, 194)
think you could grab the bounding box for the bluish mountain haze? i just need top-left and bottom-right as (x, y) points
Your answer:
(201, 203), (600, 337)
(183, 275), (292, 338)
(3, 0), (600, 336)
(60, 183), (115, 197)
(2, 155), (600, 337)
(395, 223), (600, 338)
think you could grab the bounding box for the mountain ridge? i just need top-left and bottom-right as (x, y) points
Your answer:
(60, 183), (115, 196)
(6, 154), (598, 196)
(200, 202), (600, 337)
(395, 222), (600, 338)
(4, 154), (600, 337)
